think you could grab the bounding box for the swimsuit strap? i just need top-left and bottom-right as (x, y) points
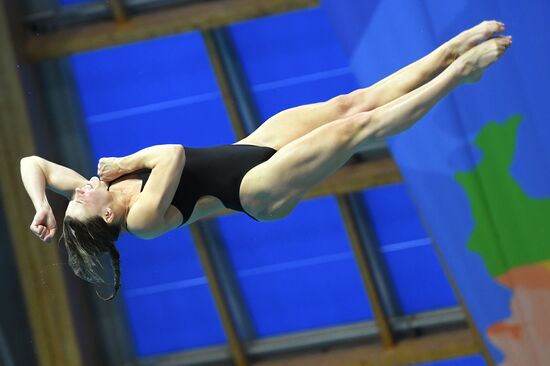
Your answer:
(106, 169), (150, 192)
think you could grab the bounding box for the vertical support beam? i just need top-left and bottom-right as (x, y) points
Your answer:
(200, 220), (256, 341)
(202, 29), (249, 140)
(108, 0), (128, 23)
(208, 27), (261, 135)
(337, 194), (395, 347)
(199, 27), (259, 361)
(0, 2), (82, 366)
(190, 223), (249, 366)
(346, 192), (402, 319)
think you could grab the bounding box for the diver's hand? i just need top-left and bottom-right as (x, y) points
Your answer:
(97, 157), (124, 182)
(30, 205), (57, 242)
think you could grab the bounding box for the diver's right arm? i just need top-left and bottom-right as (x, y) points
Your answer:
(98, 145), (186, 239)
(97, 145), (183, 182)
(20, 156), (87, 241)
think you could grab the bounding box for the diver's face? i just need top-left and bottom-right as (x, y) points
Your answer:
(66, 177), (111, 221)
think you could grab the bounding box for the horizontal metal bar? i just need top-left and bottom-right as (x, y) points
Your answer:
(392, 306), (466, 332)
(248, 322), (378, 356)
(25, 0), (319, 60)
(249, 306), (466, 356)
(138, 307), (466, 366)
(200, 154), (401, 221)
(25, 0), (200, 30)
(138, 345), (231, 366)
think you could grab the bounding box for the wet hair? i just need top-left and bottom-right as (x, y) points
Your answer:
(60, 216), (122, 301)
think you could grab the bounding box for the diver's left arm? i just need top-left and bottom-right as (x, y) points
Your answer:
(20, 156), (88, 200)
(20, 156), (88, 241)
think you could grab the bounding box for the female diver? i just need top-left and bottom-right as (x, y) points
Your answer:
(20, 21), (512, 299)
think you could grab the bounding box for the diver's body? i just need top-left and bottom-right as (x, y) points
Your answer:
(106, 144), (278, 227)
(22, 20), (511, 243)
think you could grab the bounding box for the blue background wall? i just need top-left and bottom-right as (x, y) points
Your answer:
(324, 0), (550, 364)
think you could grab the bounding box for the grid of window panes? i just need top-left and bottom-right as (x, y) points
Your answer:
(70, 6), (458, 358)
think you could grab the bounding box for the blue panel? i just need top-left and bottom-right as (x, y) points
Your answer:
(408, 355), (487, 366)
(118, 227), (203, 290)
(217, 196), (373, 337)
(85, 98), (236, 159)
(58, 0), (95, 5)
(252, 72), (358, 121)
(70, 32), (219, 116)
(124, 286), (226, 356)
(117, 223), (226, 356)
(383, 245), (457, 313)
(361, 184), (429, 246)
(231, 5), (359, 133)
(230, 8), (351, 85)
(322, 0), (383, 56)
(330, 0), (550, 362)
(360, 184), (457, 313)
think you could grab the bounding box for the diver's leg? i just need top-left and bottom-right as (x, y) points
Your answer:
(351, 20), (506, 114)
(241, 36), (512, 220)
(238, 20), (505, 150)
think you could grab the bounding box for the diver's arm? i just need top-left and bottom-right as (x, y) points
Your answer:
(20, 156), (87, 201)
(97, 144), (184, 182)
(20, 156), (87, 241)
(20, 156), (50, 211)
(122, 145), (185, 238)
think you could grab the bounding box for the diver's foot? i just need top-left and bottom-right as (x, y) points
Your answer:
(447, 20), (506, 62)
(456, 36), (512, 84)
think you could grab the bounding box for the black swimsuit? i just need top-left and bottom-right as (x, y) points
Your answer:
(108, 144), (277, 226)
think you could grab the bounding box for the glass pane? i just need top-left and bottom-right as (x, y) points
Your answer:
(230, 7), (357, 120)
(360, 183), (458, 314)
(217, 196), (374, 337)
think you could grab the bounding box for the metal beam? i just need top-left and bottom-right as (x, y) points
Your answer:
(0, 2), (82, 365)
(304, 156), (401, 198)
(25, 0), (319, 61)
(202, 156), (402, 219)
(337, 194), (395, 348)
(206, 27), (261, 135)
(202, 29), (248, 140)
(199, 220), (256, 341)
(345, 193), (402, 318)
(190, 223), (249, 366)
(139, 307), (470, 366)
(251, 327), (479, 366)
(108, 0), (128, 23)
